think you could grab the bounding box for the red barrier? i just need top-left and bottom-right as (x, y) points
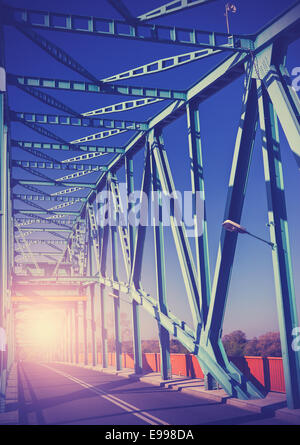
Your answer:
(268, 357), (285, 393)
(123, 353), (135, 369)
(75, 351), (286, 393)
(190, 355), (205, 379)
(142, 353), (158, 372)
(170, 354), (187, 376)
(230, 356), (265, 387)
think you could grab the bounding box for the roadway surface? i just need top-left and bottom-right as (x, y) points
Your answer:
(17, 362), (290, 425)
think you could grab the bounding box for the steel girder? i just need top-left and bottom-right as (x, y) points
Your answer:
(0, 0), (299, 409)
(3, 5), (248, 51)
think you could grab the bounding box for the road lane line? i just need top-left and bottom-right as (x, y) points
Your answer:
(42, 364), (169, 426)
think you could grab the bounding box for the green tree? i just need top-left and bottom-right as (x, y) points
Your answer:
(256, 332), (281, 357)
(236, 331), (282, 357)
(244, 337), (260, 356)
(222, 330), (247, 357)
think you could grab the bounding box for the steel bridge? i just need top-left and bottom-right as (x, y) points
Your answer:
(0, 0), (300, 415)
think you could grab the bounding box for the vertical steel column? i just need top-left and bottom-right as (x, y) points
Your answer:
(70, 306), (75, 363)
(186, 100), (213, 387)
(63, 309), (68, 362)
(0, 92), (8, 411)
(98, 197), (109, 368)
(68, 308), (73, 363)
(99, 207), (109, 368)
(151, 131), (201, 331)
(65, 309), (70, 362)
(88, 214), (97, 366)
(100, 285), (108, 368)
(74, 302), (79, 364)
(130, 146), (151, 290)
(258, 83), (300, 409)
(203, 72), (258, 368)
(82, 301), (88, 365)
(110, 175), (122, 371)
(125, 156), (142, 374)
(186, 100), (211, 324)
(149, 130), (171, 380)
(90, 285), (97, 366)
(263, 64), (300, 169)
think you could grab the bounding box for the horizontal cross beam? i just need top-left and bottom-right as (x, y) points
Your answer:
(11, 140), (125, 154)
(13, 159), (107, 173)
(14, 179), (96, 189)
(13, 193), (86, 203)
(14, 217), (75, 227)
(8, 74), (187, 101)
(11, 110), (148, 131)
(15, 239), (68, 245)
(4, 6), (248, 51)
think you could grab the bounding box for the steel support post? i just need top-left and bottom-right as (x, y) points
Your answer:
(186, 100), (212, 387)
(149, 130), (171, 380)
(111, 208), (122, 371)
(151, 129), (201, 331)
(125, 156), (142, 374)
(0, 96), (8, 412)
(71, 306), (75, 363)
(258, 82), (300, 409)
(74, 302), (79, 364)
(68, 308), (73, 363)
(64, 310), (68, 362)
(203, 71), (258, 369)
(90, 284), (97, 366)
(87, 216), (97, 367)
(100, 285), (108, 368)
(64, 310), (69, 362)
(68, 309), (72, 362)
(82, 301), (88, 365)
(130, 147), (151, 290)
(98, 204), (109, 368)
(186, 100), (211, 324)
(263, 64), (300, 169)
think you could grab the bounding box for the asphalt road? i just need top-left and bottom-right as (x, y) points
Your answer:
(17, 361), (289, 425)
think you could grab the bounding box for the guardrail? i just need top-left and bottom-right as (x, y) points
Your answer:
(78, 352), (285, 393)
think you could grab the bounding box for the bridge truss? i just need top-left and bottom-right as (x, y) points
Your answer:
(0, 0), (300, 410)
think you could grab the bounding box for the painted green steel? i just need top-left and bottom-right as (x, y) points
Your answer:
(4, 6), (249, 51)
(12, 140), (125, 154)
(88, 218), (98, 367)
(1, 0), (299, 409)
(125, 156), (142, 374)
(13, 159), (108, 173)
(107, 173), (123, 372)
(186, 101), (211, 325)
(258, 82), (300, 409)
(8, 74), (187, 101)
(262, 64), (300, 170)
(151, 131), (202, 330)
(99, 207), (109, 369)
(11, 110), (148, 131)
(149, 130), (171, 380)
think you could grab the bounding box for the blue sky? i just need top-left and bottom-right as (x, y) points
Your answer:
(4, 0), (300, 341)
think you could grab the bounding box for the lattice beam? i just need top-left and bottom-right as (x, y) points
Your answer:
(4, 6), (247, 51)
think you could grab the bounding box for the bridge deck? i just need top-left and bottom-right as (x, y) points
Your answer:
(16, 362), (289, 425)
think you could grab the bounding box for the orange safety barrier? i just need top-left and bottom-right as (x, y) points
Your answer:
(70, 352), (286, 393)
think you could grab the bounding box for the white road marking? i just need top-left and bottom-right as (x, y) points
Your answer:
(42, 364), (169, 426)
